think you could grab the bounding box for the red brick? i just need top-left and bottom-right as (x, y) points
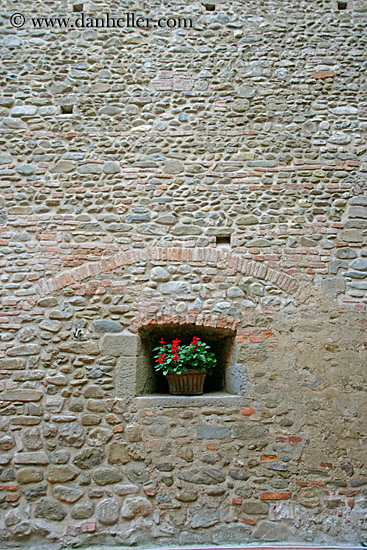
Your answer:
(232, 497), (242, 505)
(242, 408), (256, 416)
(262, 329), (275, 339)
(288, 436), (302, 444)
(260, 492), (292, 501)
(240, 516), (256, 525)
(236, 336), (250, 343)
(6, 493), (20, 502)
(144, 488), (157, 497)
(206, 441), (220, 450)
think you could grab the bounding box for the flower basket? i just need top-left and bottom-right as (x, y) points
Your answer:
(153, 336), (216, 396)
(166, 369), (206, 395)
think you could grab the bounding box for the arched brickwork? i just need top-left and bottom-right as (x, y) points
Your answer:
(130, 312), (276, 344)
(131, 312), (240, 334)
(35, 246), (300, 298)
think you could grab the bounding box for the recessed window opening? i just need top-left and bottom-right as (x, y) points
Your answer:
(203, 3), (216, 11)
(73, 4), (84, 12)
(216, 235), (231, 247)
(60, 105), (74, 114)
(337, 1), (347, 9)
(139, 323), (236, 395)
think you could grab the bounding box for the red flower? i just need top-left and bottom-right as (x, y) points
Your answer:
(172, 353), (179, 363)
(171, 338), (181, 354)
(156, 352), (166, 364)
(191, 336), (200, 350)
(159, 338), (165, 345)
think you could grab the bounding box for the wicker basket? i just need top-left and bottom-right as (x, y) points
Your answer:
(166, 369), (206, 395)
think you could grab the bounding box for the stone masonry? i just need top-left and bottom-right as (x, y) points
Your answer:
(0, 0), (367, 547)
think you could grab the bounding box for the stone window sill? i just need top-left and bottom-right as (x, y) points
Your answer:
(133, 391), (245, 408)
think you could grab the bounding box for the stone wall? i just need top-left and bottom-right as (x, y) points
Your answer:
(0, 0), (366, 546)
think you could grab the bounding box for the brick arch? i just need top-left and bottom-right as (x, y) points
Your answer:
(130, 312), (276, 346)
(131, 312), (240, 334)
(35, 246), (300, 298)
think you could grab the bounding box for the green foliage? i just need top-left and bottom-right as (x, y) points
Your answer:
(153, 336), (217, 376)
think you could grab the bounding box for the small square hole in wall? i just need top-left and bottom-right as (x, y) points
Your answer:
(203, 3), (216, 11)
(337, 1), (348, 9)
(216, 235), (231, 248)
(73, 4), (84, 12)
(60, 105), (74, 114)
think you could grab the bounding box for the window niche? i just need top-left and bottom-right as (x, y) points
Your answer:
(60, 104), (74, 114)
(138, 323), (237, 396)
(216, 235), (231, 248)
